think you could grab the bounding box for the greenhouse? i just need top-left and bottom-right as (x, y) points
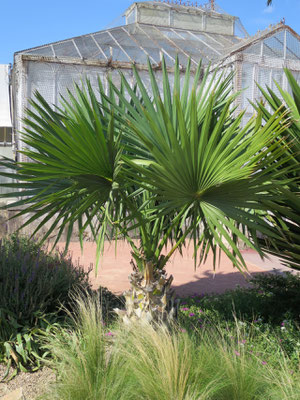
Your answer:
(9, 0), (300, 158)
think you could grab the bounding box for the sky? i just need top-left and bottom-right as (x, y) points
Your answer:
(0, 0), (299, 65)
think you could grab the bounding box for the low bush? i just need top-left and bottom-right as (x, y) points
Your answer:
(178, 272), (300, 325)
(178, 272), (300, 365)
(0, 235), (124, 376)
(0, 235), (91, 324)
(0, 234), (91, 373)
(249, 272), (300, 322)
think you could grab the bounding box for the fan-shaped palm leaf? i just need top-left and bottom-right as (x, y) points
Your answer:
(0, 58), (297, 321)
(101, 58), (296, 271)
(254, 69), (300, 269)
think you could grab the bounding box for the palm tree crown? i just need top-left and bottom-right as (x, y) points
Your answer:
(0, 58), (297, 321)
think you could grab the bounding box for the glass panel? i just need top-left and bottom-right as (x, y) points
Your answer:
(286, 31), (300, 60)
(257, 67), (271, 112)
(53, 41), (79, 58)
(258, 67), (271, 90)
(0, 166), (14, 195)
(271, 69), (283, 97)
(126, 9), (136, 25)
(241, 63), (253, 111)
(263, 31), (284, 58)
(27, 62), (56, 107)
(244, 42), (261, 56)
(26, 46), (54, 57)
(74, 36), (102, 59)
(287, 71), (300, 95)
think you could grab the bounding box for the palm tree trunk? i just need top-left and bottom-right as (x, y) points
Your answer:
(114, 256), (179, 324)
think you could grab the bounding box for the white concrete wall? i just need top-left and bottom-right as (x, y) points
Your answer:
(0, 65), (12, 127)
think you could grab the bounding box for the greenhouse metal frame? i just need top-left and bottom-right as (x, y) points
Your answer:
(10, 1), (300, 158)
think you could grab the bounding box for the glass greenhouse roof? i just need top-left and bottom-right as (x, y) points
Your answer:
(16, 22), (245, 68)
(229, 25), (300, 61)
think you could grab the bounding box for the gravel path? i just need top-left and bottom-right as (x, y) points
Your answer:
(0, 365), (55, 399)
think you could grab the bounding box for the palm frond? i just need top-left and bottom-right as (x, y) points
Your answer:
(253, 69), (300, 270)
(0, 58), (297, 273)
(101, 58), (295, 271)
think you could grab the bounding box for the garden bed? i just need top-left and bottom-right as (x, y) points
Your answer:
(0, 235), (299, 399)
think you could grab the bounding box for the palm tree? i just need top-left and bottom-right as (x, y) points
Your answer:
(0, 59), (296, 322)
(253, 69), (300, 270)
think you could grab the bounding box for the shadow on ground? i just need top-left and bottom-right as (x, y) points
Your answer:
(172, 270), (266, 297)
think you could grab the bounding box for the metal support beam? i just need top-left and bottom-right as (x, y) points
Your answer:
(283, 29), (287, 60)
(153, 26), (199, 67)
(50, 45), (56, 57)
(106, 31), (134, 63)
(188, 31), (222, 56)
(19, 54), (185, 73)
(121, 26), (159, 66)
(91, 34), (108, 60)
(72, 39), (83, 59)
(137, 24), (176, 65)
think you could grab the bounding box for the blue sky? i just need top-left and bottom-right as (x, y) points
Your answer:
(0, 0), (299, 64)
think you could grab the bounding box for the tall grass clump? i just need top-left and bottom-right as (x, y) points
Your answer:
(120, 322), (299, 400)
(43, 292), (300, 400)
(43, 293), (133, 400)
(264, 356), (300, 400)
(117, 323), (215, 400)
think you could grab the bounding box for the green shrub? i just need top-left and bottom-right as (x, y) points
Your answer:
(0, 234), (91, 373)
(249, 272), (300, 322)
(179, 272), (300, 326)
(0, 235), (91, 326)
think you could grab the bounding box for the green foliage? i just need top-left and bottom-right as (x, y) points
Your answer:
(43, 294), (134, 400)
(0, 235), (91, 326)
(0, 234), (91, 374)
(180, 305), (300, 365)
(43, 293), (300, 400)
(179, 272), (300, 325)
(1, 313), (63, 378)
(0, 59), (297, 276)
(254, 68), (300, 269)
(178, 272), (300, 364)
(95, 286), (124, 322)
(249, 272), (300, 322)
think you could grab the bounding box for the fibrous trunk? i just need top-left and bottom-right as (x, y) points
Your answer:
(114, 256), (179, 324)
